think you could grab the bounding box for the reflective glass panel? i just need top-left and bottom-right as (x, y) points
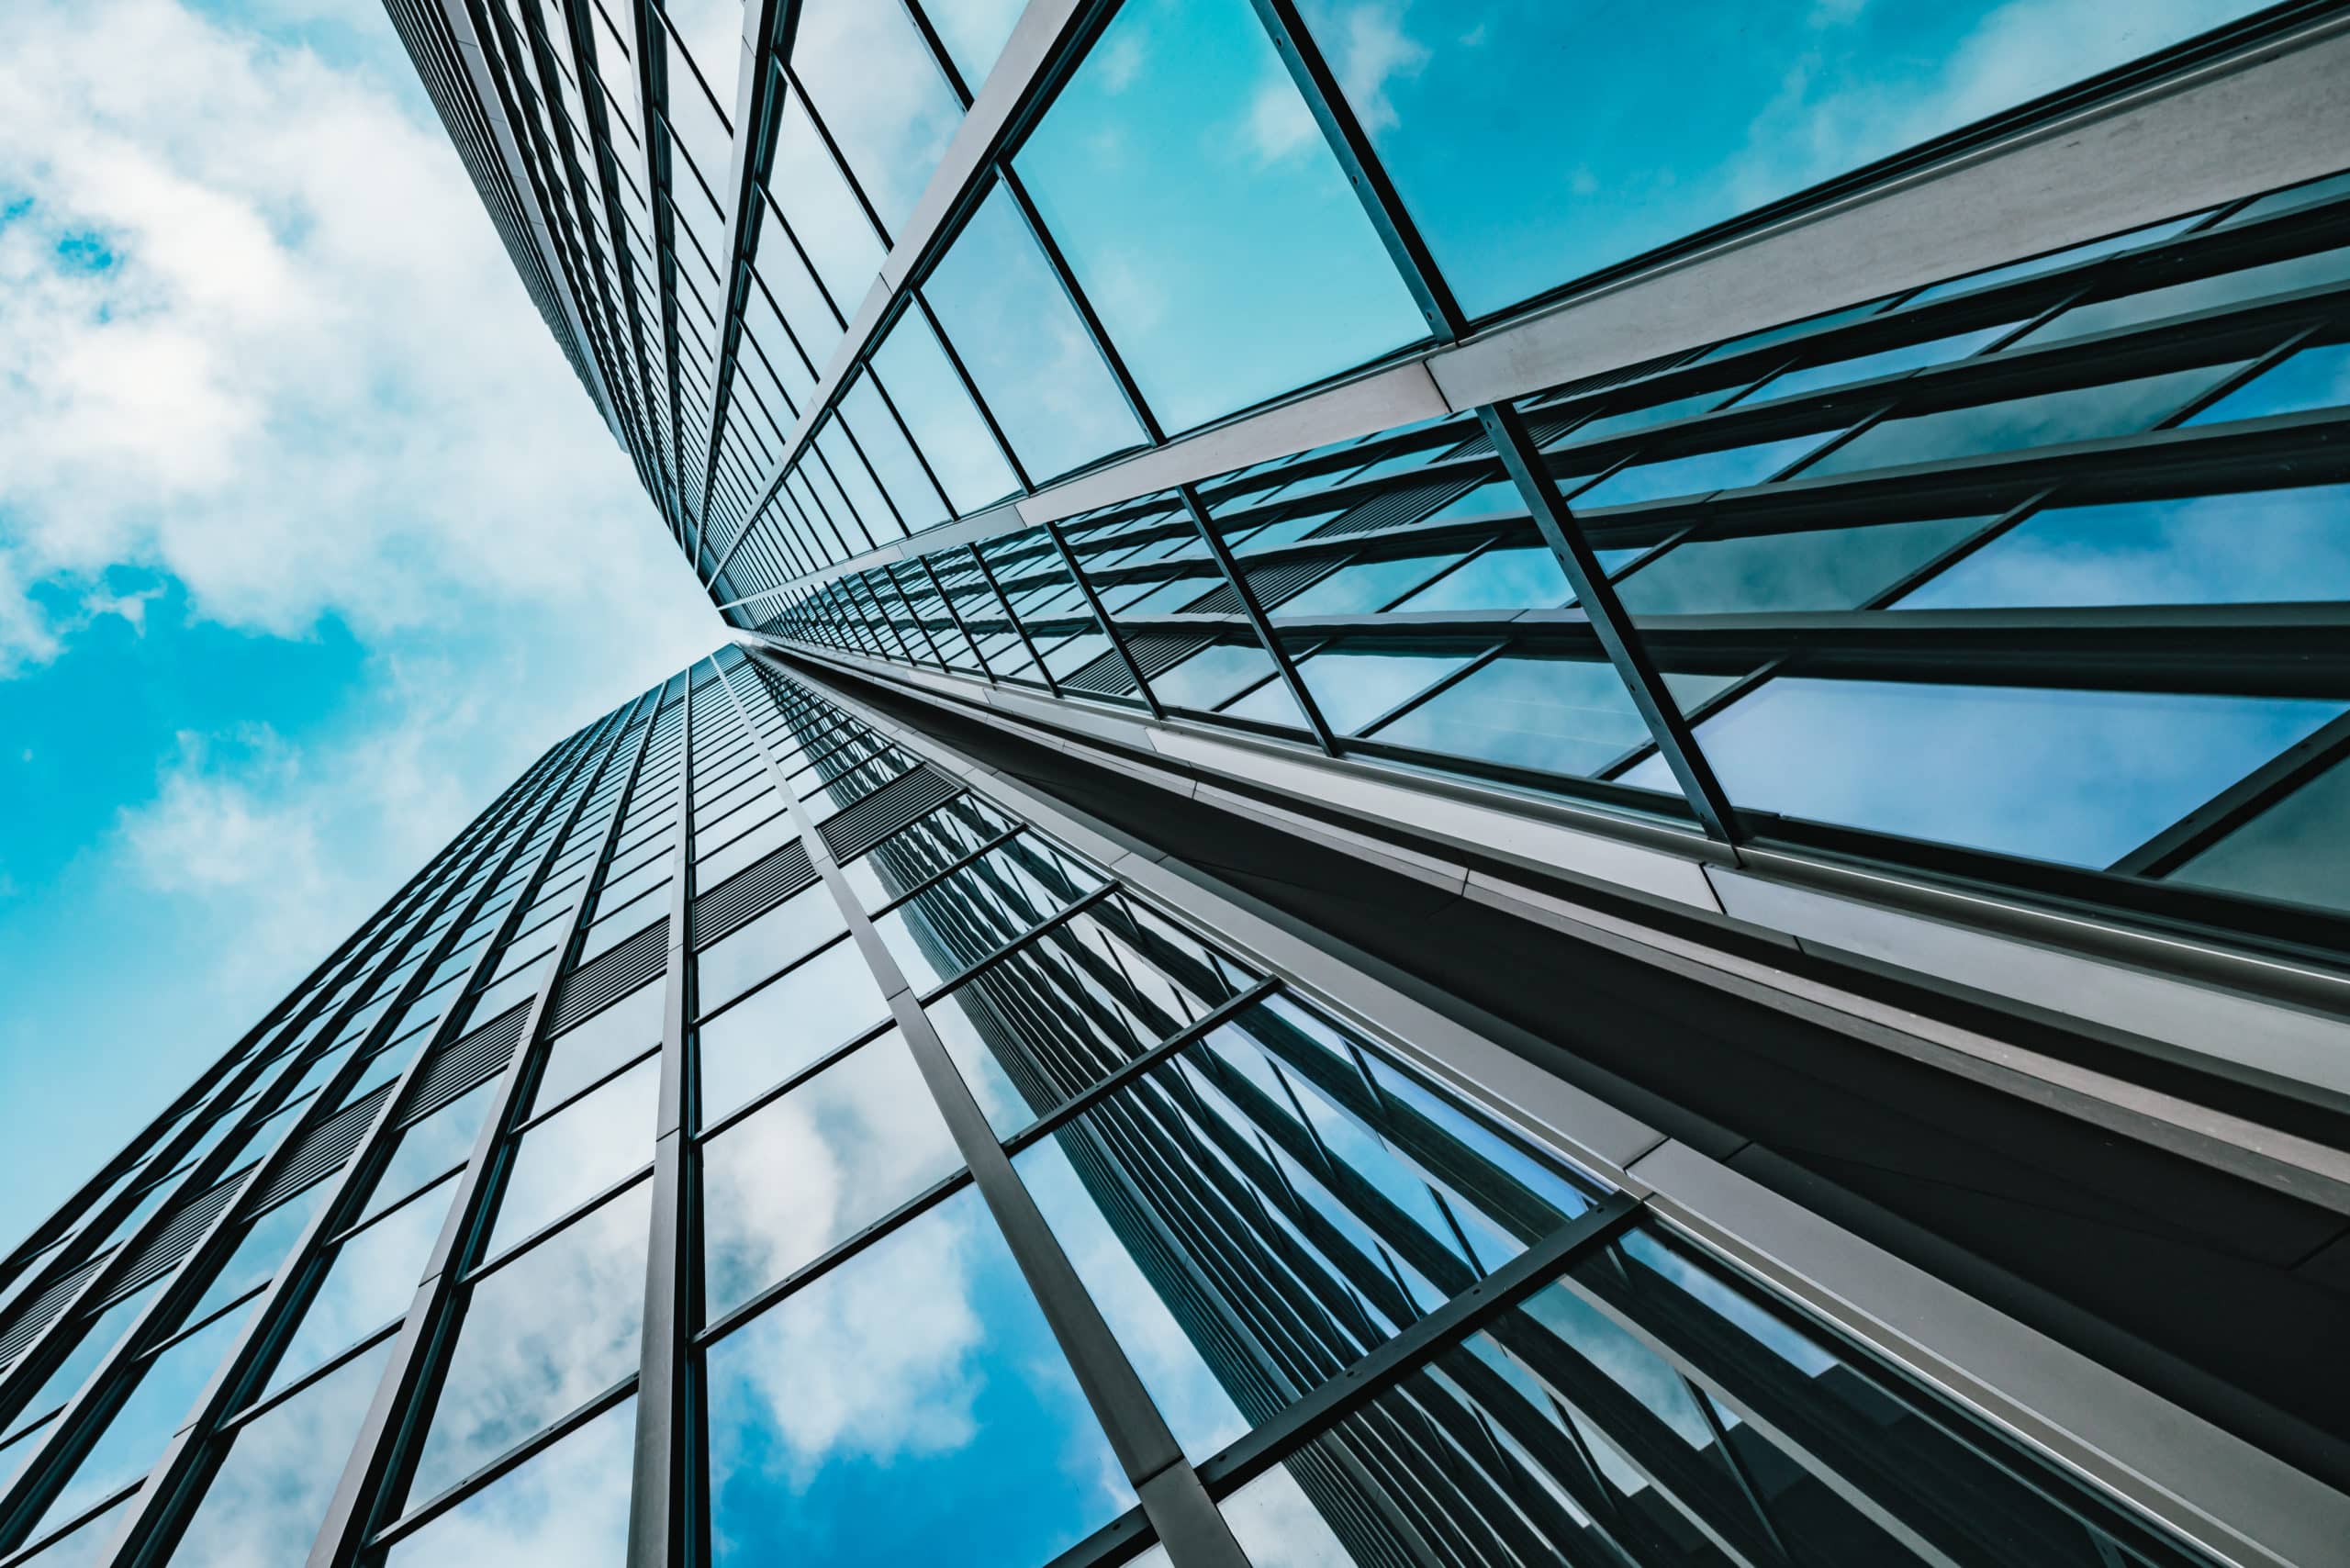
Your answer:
(696, 884), (846, 1014)
(180, 1182), (331, 1327)
(1272, 553), (1465, 619)
(162, 1338), (393, 1567)
(1291, 645), (1477, 735)
(1292, 0), (2267, 317)
(406, 1182), (651, 1505)
(1897, 487), (2350, 609)
(790, 0), (961, 236)
(698, 938), (893, 1126)
(923, 185), (1146, 484)
(11, 1494), (125, 1568)
(1369, 654), (1654, 778)
(1801, 363), (2244, 477)
(923, 0), (1024, 89)
(1013, 0), (1424, 431)
(871, 306), (1019, 513)
(840, 794), (1015, 911)
(2170, 752), (2350, 914)
(28, 1309), (247, 1539)
(1572, 431), (1831, 509)
(2185, 339), (2350, 426)
(702, 1187), (1132, 1568)
(927, 896), (1255, 1135)
(533, 982), (665, 1114)
(383, 1394), (634, 1568)
(6, 1277), (166, 1442)
(1149, 642), (1279, 713)
(871, 836), (1103, 992)
(361, 1082), (494, 1225)
(1623, 514), (1996, 614)
(700, 1032), (963, 1320)
(772, 95), (884, 310)
(262, 1188), (449, 1400)
(1645, 678), (2345, 867)
(485, 1056), (658, 1257)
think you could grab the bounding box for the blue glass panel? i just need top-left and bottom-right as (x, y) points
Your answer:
(839, 374), (946, 533)
(163, 1338), (393, 1568)
(700, 1032), (963, 1320)
(2221, 171), (2350, 227)
(1216, 670), (1308, 729)
(2021, 245), (2350, 347)
(28, 1309), (247, 1538)
(4, 1278), (165, 1443)
(2185, 340), (2350, 426)
(703, 1187), (1131, 1568)
(361, 1081), (494, 1225)
(789, 0), (960, 234)
(1646, 678), (2345, 866)
(1013, 0), (1423, 431)
(1367, 655), (1650, 778)
(407, 1182), (650, 1505)
(1574, 431), (1831, 508)
(485, 1057), (657, 1258)
(1290, 646), (1478, 734)
(11, 1494), (125, 1568)
(261, 1185), (445, 1401)
(1623, 515), (1996, 614)
(1289, 0), (2257, 317)
(870, 306), (1020, 513)
(2170, 753), (2350, 914)
(872, 836), (1102, 991)
(1150, 642), (1278, 711)
(181, 1182), (333, 1327)
(698, 939), (893, 1127)
(1898, 487), (2350, 609)
(1744, 321), (2019, 403)
(1271, 553), (1464, 619)
(923, 0), (1024, 90)
(1801, 363), (2243, 476)
(771, 96), (884, 312)
(696, 883), (847, 1014)
(383, 1394), (634, 1568)
(534, 982), (665, 1115)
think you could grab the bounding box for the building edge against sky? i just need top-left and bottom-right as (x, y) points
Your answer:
(0, 644), (2338, 1568)
(0, 0), (2346, 1565)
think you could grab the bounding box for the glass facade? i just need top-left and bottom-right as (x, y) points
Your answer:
(0, 647), (2244, 1566)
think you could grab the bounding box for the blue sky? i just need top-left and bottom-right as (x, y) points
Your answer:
(0, 0), (717, 1247)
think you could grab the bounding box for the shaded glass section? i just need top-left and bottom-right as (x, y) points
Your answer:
(382, 1395), (635, 1568)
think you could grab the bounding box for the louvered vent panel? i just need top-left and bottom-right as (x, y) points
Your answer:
(690, 843), (816, 949)
(108, 1175), (246, 1301)
(1059, 645), (1142, 696)
(815, 766), (959, 865)
(551, 922), (668, 1034)
(0, 1259), (103, 1371)
(1190, 556), (1344, 616)
(408, 1002), (530, 1119)
(251, 1084), (394, 1213)
(1307, 474), (1486, 540)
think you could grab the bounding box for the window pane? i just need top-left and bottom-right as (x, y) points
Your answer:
(871, 306), (1019, 513)
(700, 1032), (963, 1320)
(1391, 543), (1573, 613)
(1013, 991), (1595, 1459)
(182, 1182), (332, 1328)
(532, 982), (666, 1114)
(383, 1394), (635, 1568)
(1290, 0), (2269, 317)
(1800, 364), (2244, 478)
(28, 1309), (247, 1539)
(162, 1338), (393, 1568)
(840, 793), (1015, 911)
(697, 884), (847, 1014)
(1013, 0), (1423, 431)
(698, 938), (893, 1126)
(486, 1057), (658, 1257)
(871, 835), (1103, 992)
(262, 1188), (448, 1401)
(1625, 514), (1994, 614)
(1292, 645), (1477, 735)
(5, 1278), (166, 1443)
(927, 895), (1254, 1135)
(2168, 752), (2350, 914)
(1646, 678), (2345, 867)
(1897, 487), (2350, 610)
(923, 185), (1145, 484)
(1368, 653), (1653, 778)
(1149, 642), (1277, 713)
(2183, 339), (2350, 426)
(922, 0), (1023, 89)
(1272, 553), (1465, 620)
(771, 96), (883, 310)
(361, 1082), (494, 1226)
(1572, 431), (1831, 509)
(10, 1494), (125, 1568)
(406, 1182), (651, 1506)
(790, 0), (961, 236)
(702, 1187), (1132, 1568)
(839, 374), (946, 532)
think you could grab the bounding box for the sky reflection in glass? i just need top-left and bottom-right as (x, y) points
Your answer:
(384, 1395), (635, 1568)
(703, 1186), (1132, 1568)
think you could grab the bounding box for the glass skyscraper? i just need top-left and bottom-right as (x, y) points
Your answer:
(5, 1), (2349, 1565)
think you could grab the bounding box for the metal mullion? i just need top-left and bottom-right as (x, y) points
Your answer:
(625, 0), (696, 547)
(704, 659), (1248, 1568)
(626, 654), (701, 1568)
(300, 678), (677, 1568)
(998, 166), (1165, 443)
(1241, 0), (1463, 341)
(1044, 521), (1166, 718)
(973, 544), (1063, 694)
(0, 725), (588, 1514)
(920, 554), (999, 683)
(45, 704), (632, 1568)
(1477, 402), (1740, 841)
(1174, 484), (1337, 752)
